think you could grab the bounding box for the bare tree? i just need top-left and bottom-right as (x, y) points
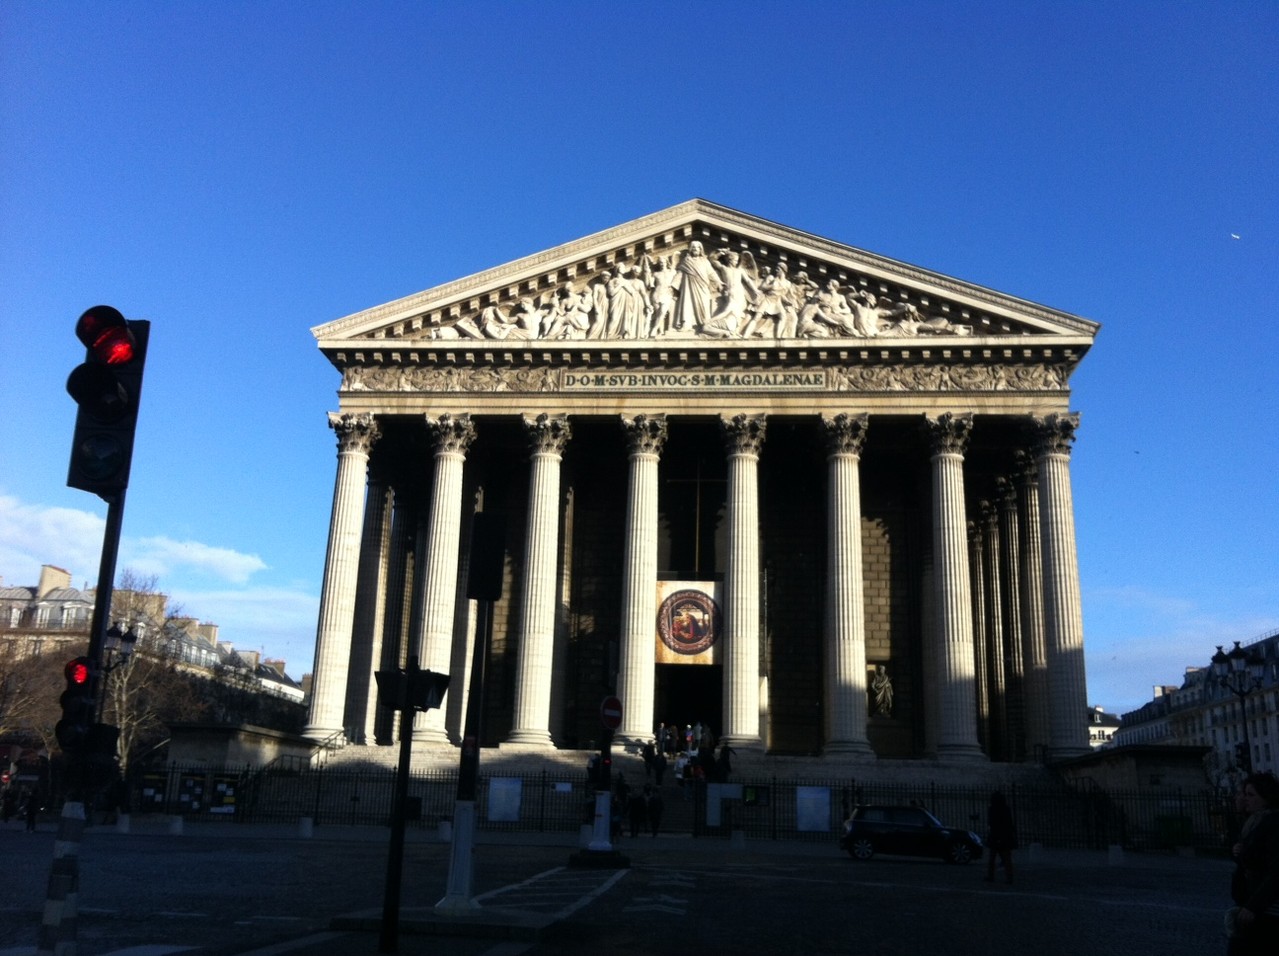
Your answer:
(0, 643), (62, 751)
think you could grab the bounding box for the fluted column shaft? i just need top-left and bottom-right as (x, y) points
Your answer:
(507, 415), (571, 746)
(1015, 451), (1051, 758)
(1035, 413), (1091, 759)
(305, 413), (379, 741)
(412, 415), (476, 743)
(821, 414), (873, 756)
(346, 479), (392, 744)
(997, 477), (1027, 761)
(968, 521), (989, 752)
(374, 497), (413, 744)
(926, 413), (985, 760)
(981, 502), (1008, 759)
(720, 414), (766, 750)
(617, 415), (668, 744)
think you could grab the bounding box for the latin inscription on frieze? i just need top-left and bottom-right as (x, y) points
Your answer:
(562, 370), (826, 390)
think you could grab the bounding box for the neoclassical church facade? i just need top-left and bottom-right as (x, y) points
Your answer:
(303, 201), (1098, 764)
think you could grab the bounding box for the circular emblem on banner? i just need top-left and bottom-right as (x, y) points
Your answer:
(657, 589), (721, 656)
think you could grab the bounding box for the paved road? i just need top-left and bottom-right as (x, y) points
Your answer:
(4, 819), (1230, 956)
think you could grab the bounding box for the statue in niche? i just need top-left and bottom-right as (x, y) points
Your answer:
(671, 241), (724, 334)
(644, 255), (678, 336)
(871, 665), (894, 717)
(701, 249), (759, 338)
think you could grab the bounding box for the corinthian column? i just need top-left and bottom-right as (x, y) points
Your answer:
(506, 414), (571, 747)
(617, 415), (668, 745)
(720, 413), (766, 751)
(411, 414), (476, 744)
(997, 476), (1027, 761)
(820, 413), (874, 756)
(1034, 413), (1091, 759)
(1014, 451), (1051, 759)
(304, 412), (379, 742)
(925, 412), (985, 761)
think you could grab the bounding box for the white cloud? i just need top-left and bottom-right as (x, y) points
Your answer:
(0, 493), (267, 588)
(126, 536), (267, 585)
(0, 493), (106, 587)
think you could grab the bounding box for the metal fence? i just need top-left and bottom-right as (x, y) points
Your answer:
(127, 764), (1236, 853)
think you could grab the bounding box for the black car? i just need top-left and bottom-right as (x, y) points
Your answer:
(839, 804), (983, 864)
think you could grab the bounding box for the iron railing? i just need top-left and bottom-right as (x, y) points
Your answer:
(123, 764), (1238, 852)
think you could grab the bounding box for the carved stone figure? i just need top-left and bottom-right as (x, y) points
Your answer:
(644, 255), (678, 336)
(672, 241), (723, 334)
(607, 262), (649, 339)
(704, 249), (759, 337)
(871, 665), (893, 717)
(797, 279), (856, 337)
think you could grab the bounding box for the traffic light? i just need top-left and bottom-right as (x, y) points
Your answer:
(55, 657), (97, 754)
(66, 305), (149, 498)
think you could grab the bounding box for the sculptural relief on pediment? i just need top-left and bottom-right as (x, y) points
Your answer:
(374, 236), (1041, 346)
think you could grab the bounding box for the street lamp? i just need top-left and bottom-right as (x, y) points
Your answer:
(102, 622), (142, 671)
(1211, 641), (1265, 772)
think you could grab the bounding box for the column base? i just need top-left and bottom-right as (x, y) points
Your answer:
(302, 724), (346, 744)
(500, 732), (555, 748)
(718, 735), (764, 753)
(412, 727), (452, 746)
(936, 744), (989, 763)
(822, 740), (876, 758)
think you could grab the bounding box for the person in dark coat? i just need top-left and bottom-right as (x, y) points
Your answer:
(628, 786), (649, 838)
(984, 790), (1017, 885)
(1228, 772), (1279, 955)
(647, 786), (664, 837)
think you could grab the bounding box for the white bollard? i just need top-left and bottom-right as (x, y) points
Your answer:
(115, 813), (131, 834)
(168, 815), (184, 836)
(298, 817), (314, 838)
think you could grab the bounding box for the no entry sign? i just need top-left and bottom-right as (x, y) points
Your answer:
(599, 696), (623, 730)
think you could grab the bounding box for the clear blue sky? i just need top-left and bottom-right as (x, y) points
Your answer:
(2, 2), (1275, 714)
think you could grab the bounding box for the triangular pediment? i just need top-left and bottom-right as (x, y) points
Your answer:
(314, 200), (1096, 369)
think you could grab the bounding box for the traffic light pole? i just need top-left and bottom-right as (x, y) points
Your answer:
(87, 490), (126, 679)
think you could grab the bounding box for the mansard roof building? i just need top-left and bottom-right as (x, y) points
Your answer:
(304, 200), (1098, 764)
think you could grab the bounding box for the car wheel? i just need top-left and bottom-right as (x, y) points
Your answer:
(848, 837), (874, 861)
(945, 842), (974, 865)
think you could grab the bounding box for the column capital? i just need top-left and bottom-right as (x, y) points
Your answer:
(621, 414), (668, 456)
(1032, 412), (1081, 458)
(426, 413), (477, 456)
(967, 519), (983, 547)
(720, 413), (767, 456)
(995, 475), (1018, 510)
(821, 412), (870, 457)
(1012, 448), (1038, 487)
(328, 412), (379, 454)
(925, 412), (973, 456)
(522, 413), (571, 456)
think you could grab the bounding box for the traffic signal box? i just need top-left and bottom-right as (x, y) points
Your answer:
(66, 306), (149, 498)
(56, 657), (96, 754)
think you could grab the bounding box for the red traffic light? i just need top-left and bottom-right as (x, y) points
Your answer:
(76, 306), (136, 365)
(65, 658), (91, 684)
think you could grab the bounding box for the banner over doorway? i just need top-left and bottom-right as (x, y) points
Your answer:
(655, 581), (722, 665)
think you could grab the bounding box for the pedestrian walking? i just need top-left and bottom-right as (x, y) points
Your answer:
(984, 790), (1017, 885)
(647, 786), (664, 837)
(629, 786), (649, 838)
(1227, 771), (1279, 955)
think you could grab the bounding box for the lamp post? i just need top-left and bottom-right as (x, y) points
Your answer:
(1210, 641), (1265, 773)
